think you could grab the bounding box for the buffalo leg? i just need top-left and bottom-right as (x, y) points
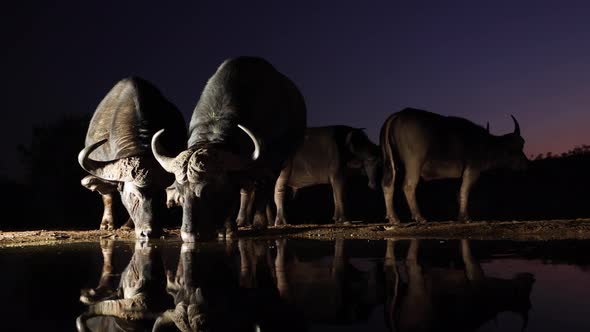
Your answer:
(331, 173), (348, 224)
(382, 166), (400, 224)
(274, 167), (291, 226)
(236, 188), (253, 227)
(222, 197), (240, 239)
(253, 183), (271, 230)
(403, 169), (426, 223)
(100, 194), (115, 230)
(81, 176), (119, 230)
(458, 169), (480, 223)
(266, 202), (275, 227)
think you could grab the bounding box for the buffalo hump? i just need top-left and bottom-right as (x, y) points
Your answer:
(85, 77), (186, 161)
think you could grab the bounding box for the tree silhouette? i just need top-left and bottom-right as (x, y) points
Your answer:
(15, 114), (102, 229)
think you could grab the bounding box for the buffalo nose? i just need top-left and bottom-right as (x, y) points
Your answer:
(135, 228), (152, 239)
(181, 231), (196, 243)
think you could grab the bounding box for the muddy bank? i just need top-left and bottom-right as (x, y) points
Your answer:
(1, 218), (590, 247)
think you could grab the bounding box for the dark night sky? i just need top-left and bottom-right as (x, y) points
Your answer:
(3, 1), (590, 181)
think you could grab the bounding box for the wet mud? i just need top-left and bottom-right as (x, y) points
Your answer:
(2, 218), (590, 247)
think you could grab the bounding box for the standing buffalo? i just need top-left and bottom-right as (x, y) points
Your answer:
(380, 108), (528, 224)
(151, 57), (306, 242)
(78, 77), (187, 239)
(237, 126), (380, 226)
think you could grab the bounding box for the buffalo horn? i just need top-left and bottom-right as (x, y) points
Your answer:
(511, 115), (521, 136)
(78, 139), (137, 183)
(237, 124), (260, 161)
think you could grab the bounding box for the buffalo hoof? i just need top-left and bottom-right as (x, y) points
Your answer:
(386, 216), (401, 225)
(236, 219), (248, 228)
(252, 223), (268, 231)
(335, 219), (351, 225)
(274, 217), (287, 227)
(225, 229), (237, 239)
(458, 216), (471, 223)
(99, 222), (114, 231)
(227, 223), (238, 238)
(119, 224), (132, 231)
(413, 216), (427, 224)
(253, 214), (268, 230)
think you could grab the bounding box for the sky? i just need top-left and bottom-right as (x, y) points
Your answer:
(3, 0), (590, 180)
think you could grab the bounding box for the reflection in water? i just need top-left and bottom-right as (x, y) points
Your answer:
(272, 239), (380, 323)
(75, 239), (536, 331)
(384, 239), (535, 332)
(77, 240), (170, 331)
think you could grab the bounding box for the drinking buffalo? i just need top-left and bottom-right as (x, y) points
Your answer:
(380, 108), (528, 223)
(237, 126), (380, 226)
(78, 77), (187, 238)
(151, 57), (306, 242)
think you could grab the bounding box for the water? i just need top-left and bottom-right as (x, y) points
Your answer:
(1, 238), (589, 332)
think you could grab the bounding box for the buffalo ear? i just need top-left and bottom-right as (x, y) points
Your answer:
(347, 159), (363, 168)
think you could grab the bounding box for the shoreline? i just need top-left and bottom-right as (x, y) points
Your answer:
(1, 218), (590, 248)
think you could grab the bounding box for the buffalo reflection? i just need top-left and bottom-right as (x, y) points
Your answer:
(76, 240), (170, 331)
(269, 239), (380, 323)
(154, 241), (305, 332)
(76, 238), (536, 331)
(384, 239), (535, 332)
(79, 239), (118, 306)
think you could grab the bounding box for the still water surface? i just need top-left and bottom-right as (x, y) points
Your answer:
(1, 238), (589, 331)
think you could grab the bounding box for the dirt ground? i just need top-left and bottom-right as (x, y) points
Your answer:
(2, 218), (590, 248)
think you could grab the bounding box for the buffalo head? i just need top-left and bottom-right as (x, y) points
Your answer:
(151, 125), (260, 242)
(493, 115), (529, 171)
(78, 139), (167, 239)
(345, 129), (381, 190)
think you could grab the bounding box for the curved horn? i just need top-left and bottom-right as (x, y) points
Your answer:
(511, 115), (521, 136)
(78, 139), (137, 183)
(151, 129), (179, 174)
(237, 124), (260, 161)
(152, 129), (194, 184)
(78, 139), (109, 174)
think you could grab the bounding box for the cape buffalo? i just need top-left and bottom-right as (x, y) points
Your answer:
(151, 57), (306, 242)
(380, 108), (528, 223)
(78, 77), (187, 238)
(236, 126), (380, 226)
(384, 239), (534, 332)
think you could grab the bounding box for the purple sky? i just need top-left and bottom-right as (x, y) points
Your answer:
(4, 1), (590, 179)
